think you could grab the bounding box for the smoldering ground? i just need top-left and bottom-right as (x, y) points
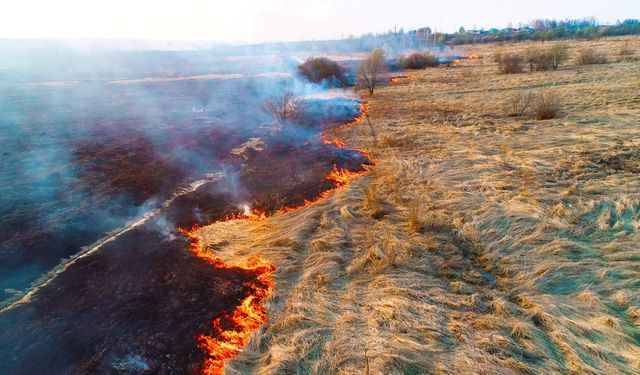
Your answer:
(0, 40), (371, 373)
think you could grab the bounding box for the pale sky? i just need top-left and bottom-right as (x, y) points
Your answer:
(1, 0), (637, 42)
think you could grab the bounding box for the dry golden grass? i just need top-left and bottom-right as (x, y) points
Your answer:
(406, 200), (421, 233)
(194, 36), (640, 374)
(363, 182), (385, 219)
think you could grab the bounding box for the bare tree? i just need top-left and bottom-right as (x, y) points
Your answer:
(261, 92), (306, 124)
(358, 49), (387, 95)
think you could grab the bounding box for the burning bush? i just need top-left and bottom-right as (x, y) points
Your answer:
(397, 52), (438, 70)
(534, 92), (561, 120)
(298, 57), (347, 86)
(261, 92), (306, 124)
(577, 48), (608, 65)
(358, 48), (388, 95)
(494, 52), (523, 74)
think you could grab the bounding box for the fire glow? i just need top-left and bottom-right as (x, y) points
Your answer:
(390, 74), (416, 84)
(179, 101), (374, 374)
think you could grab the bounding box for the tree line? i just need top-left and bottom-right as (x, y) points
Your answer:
(250, 18), (640, 56)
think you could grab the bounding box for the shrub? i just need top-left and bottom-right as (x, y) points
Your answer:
(298, 57), (346, 85)
(534, 92), (560, 120)
(397, 52), (439, 70)
(524, 46), (551, 71)
(495, 52), (523, 74)
(398, 53), (427, 69)
(423, 52), (439, 67)
(548, 43), (570, 70)
(505, 91), (533, 117)
(261, 92), (306, 124)
(577, 48), (608, 65)
(525, 43), (569, 71)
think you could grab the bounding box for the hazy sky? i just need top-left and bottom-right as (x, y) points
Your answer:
(1, 0), (638, 42)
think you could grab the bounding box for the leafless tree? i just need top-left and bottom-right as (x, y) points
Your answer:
(261, 92), (306, 124)
(358, 48), (387, 95)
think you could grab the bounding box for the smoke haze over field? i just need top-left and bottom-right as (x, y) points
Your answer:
(0, 41), (374, 372)
(1, 0), (638, 42)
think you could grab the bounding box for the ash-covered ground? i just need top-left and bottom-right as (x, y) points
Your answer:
(0, 45), (371, 373)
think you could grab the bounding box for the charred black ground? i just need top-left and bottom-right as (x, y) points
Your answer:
(0, 82), (371, 373)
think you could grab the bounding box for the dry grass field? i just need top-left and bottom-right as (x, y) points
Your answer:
(195, 36), (640, 374)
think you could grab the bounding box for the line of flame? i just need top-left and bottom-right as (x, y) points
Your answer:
(390, 74), (416, 84)
(179, 101), (374, 374)
(177, 225), (275, 375)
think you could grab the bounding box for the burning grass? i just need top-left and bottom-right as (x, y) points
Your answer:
(177, 225), (275, 375)
(178, 100), (374, 374)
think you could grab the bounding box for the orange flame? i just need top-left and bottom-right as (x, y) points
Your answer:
(177, 225), (275, 375)
(179, 100), (374, 374)
(333, 102), (369, 131)
(223, 209), (267, 222)
(322, 135), (346, 148)
(390, 74), (416, 84)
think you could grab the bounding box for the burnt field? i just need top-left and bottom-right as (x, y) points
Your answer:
(0, 64), (363, 295)
(0, 49), (372, 373)
(0, 145), (367, 374)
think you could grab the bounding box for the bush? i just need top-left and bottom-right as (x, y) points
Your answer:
(577, 48), (608, 65)
(548, 43), (570, 70)
(534, 92), (560, 120)
(505, 91), (533, 117)
(298, 57), (346, 85)
(398, 53), (426, 69)
(495, 52), (524, 74)
(525, 43), (569, 71)
(423, 52), (439, 67)
(397, 52), (439, 69)
(261, 92), (306, 124)
(525, 46), (552, 71)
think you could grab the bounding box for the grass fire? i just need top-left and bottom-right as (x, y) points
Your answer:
(1, 2), (640, 375)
